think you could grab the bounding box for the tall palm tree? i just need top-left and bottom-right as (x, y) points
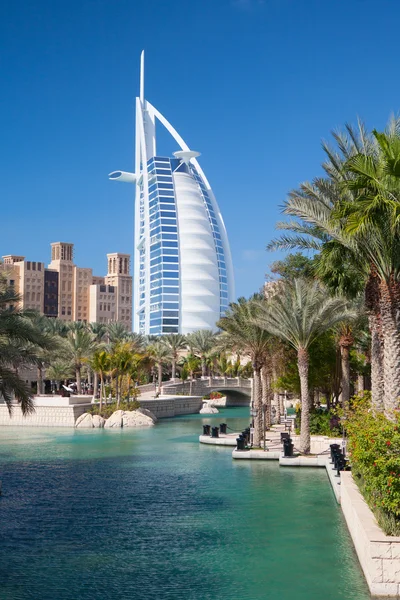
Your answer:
(109, 342), (135, 407)
(90, 350), (110, 412)
(187, 330), (218, 378)
(65, 328), (97, 393)
(161, 334), (187, 380)
(336, 125), (400, 417)
(217, 296), (271, 447)
(255, 279), (355, 454)
(87, 322), (107, 397)
(181, 354), (201, 395)
(267, 121), (385, 410)
(147, 341), (170, 394)
(0, 277), (54, 413)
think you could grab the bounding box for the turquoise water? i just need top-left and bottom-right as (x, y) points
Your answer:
(0, 408), (370, 600)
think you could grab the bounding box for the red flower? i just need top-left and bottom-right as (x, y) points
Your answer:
(386, 441), (391, 446)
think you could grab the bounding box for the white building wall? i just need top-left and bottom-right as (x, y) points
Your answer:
(173, 172), (220, 333)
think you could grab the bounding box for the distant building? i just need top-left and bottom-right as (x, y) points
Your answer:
(1, 255), (45, 313)
(1, 242), (132, 329)
(104, 253), (132, 328)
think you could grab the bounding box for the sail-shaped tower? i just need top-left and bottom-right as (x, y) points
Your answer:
(109, 52), (235, 335)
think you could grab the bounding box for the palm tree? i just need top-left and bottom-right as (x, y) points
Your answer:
(90, 350), (110, 412)
(87, 322), (107, 397)
(106, 322), (131, 347)
(65, 328), (97, 393)
(217, 296), (271, 447)
(161, 334), (187, 380)
(255, 279), (355, 453)
(337, 125), (400, 417)
(180, 364), (189, 394)
(267, 120), (385, 410)
(88, 322), (107, 341)
(46, 361), (74, 392)
(187, 330), (217, 378)
(147, 341), (170, 394)
(0, 277), (54, 413)
(183, 354), (201, 395)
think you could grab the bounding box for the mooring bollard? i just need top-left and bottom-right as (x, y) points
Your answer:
(211, 426), (219, 438)
(220, 423), (227, 434)
(236, 437), (246, 451)
(283, 437), (294, 457)
(203, 424), (211, 436)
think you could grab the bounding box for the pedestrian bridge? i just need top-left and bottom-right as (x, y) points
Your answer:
(162, 377), (252, 407)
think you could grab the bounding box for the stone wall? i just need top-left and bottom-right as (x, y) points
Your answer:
(341, 472), (400, 597)
(0, 396), (203, 427)
(0, 403), (91, 427)
(291, 435), (342, 455)
(139, 396), (203, 418)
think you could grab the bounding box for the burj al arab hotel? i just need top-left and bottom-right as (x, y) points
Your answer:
(109, 52), (235, 335)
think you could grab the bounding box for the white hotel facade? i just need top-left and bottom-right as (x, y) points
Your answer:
(109, 52), (234, 335)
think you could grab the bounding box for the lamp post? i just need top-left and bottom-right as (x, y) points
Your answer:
(250, 406), (257, 447)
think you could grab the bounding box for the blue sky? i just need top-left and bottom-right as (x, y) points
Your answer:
(1, 0), (400, 298)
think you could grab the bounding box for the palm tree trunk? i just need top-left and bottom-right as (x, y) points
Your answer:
(252, 366), (263, 447)
(201, 357), (206, 378)
(99, 375), (104, 413)
(158, 363), (162, 394)
(379, 278), (400, 419)
(261, 365), (271, 431)
(271, 358), (282, 421)
(116, 374), (120, 409)
(76, 367), (82, 394)
(171, 359), (176, 381)
(297, 347), (310, 454)
(366, 271), (384, 412)
(339, 342), (351, 407)
(37, 366), (43, 396)
(93, 372), (99, 398)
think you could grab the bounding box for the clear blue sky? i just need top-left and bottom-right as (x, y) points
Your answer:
(1, 0), (399, 298)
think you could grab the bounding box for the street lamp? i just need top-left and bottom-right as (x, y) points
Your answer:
(250, 406), (257, 447)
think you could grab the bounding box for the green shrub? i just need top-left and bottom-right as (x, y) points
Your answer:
(345, 392), (400, 535)
(89, 400), (140, 419)
(295, 407), (342, 437)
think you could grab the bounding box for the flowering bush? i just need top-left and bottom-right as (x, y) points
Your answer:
(345, 392), (400, 535)
(203, 391), (224, 400)
(210, 391), (224, 399)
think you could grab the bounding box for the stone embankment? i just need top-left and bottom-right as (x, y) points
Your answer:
(0, 395), (203, 427)
(0, 396), (91, 427)
(76, 408), (157, 429)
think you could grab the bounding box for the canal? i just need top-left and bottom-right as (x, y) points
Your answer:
(0, 407), (370, 599)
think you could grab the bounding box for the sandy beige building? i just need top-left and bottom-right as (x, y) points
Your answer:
(1, 243), (133, 329)
(104, 253), (132, 329)
(1, 255), (45, 312)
